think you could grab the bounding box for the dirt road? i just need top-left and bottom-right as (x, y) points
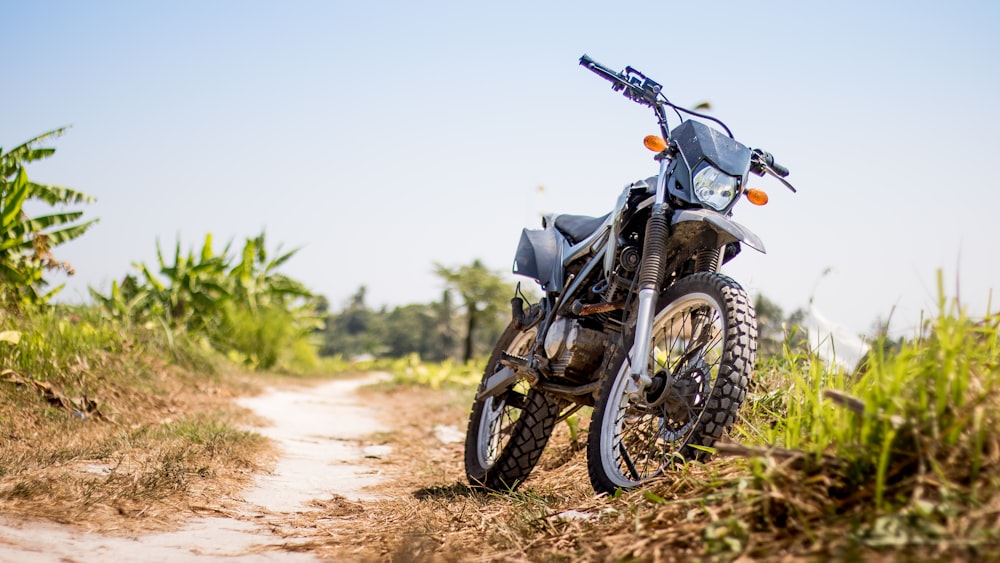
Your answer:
(0, 376), (389, 562)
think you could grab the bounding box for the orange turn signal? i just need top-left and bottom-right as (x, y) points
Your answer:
(643, 135), (667, 152)
(745, 188), (769, 206)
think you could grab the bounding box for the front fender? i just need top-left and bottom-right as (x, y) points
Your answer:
(671, 209), (765, 253)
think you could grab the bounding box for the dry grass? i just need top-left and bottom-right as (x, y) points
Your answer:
(272, 358), (1000, 562)
(4, 358), (996, 559)
(0, 334), (270, 533)
(4, 293), (999, 560)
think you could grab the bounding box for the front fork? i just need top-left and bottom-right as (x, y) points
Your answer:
(628, 158), (672, 396)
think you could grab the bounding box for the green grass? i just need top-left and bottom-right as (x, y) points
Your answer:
(723, 275), (1000, 554)
(1, 304), (224, 393)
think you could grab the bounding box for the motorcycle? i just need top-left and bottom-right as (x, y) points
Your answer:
(464, 55), (796, 494)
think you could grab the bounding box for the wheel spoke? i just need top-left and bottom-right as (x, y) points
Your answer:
(606, 293), (727, 485)
(619, 441), (641, 481)
(592, 274), (756, 494)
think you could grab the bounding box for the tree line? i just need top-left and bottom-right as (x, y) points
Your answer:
(321, 272), (826, 366)
(319, 260), (515, 363)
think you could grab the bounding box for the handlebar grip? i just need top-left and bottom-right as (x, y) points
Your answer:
(580, 54), (662, 107)
(579, 54), (611, 74)
(754, 149), (790, 177)
(579, 54), (626, 88)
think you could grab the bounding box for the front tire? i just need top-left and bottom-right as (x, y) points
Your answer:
(586, 272), (757, 494)
(464, 316), (561, 491)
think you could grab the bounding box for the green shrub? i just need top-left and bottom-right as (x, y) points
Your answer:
(92, 231), (321, 372)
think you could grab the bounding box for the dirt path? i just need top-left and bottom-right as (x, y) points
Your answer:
(0, 375), (390, 562)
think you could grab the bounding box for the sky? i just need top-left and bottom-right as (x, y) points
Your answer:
(4, 1), (999, 345)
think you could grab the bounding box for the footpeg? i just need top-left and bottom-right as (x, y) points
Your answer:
(475, 353), (533, 401)
(476, 367), (518, 401)
(500, 351), (530, 370)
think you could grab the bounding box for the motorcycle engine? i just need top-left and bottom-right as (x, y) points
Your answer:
(543, 317), (608, 381)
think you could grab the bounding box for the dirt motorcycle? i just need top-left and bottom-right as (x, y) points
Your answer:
(464, 55), (796, 494)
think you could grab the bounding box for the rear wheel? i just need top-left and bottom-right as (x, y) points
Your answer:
(464, 316), (561, 491)
(586, 272), (756, 494)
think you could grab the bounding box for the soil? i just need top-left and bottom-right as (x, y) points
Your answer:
(0, 375), (396, 562)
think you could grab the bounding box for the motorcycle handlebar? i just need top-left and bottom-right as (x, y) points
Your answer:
(579, 54), (630, 91)
(753, 149), (790, 178)
(579, 54), (660, 107)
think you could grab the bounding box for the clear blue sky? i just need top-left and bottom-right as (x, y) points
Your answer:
(4, 1), (999, 339)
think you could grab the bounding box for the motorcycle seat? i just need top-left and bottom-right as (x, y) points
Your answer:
(553, 213), (610, 243)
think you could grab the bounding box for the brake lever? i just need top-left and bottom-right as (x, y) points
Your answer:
(751, 149), (797, 193)
(765, 166), (798, 193)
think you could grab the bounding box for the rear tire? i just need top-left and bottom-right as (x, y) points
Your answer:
(464, 316), (561, 491)
(586, 272), (756, 494)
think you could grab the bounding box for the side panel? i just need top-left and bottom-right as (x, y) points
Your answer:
(513, 227), (566, 292)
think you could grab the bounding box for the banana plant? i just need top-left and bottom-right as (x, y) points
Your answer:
(226, 232), (322, 348)
(229, 232), (311, 312)
(93, 230), (321, 370)
(0, 128), (98, 306)
(88, 275), (151, 323)
(151, 233), (233, 331)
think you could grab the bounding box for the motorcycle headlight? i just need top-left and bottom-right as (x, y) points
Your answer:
(692, 164), (739, 211)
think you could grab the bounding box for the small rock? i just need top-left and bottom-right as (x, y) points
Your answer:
(362, 444), (392, 459)
(433, 424), (464, 444)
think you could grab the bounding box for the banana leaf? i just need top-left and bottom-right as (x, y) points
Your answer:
(1, 168), (30, 230)
(36, 218), (99, 246)
(26, 182), (96, 206)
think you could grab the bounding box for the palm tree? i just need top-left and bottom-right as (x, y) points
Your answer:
(434, 259), (511, 362)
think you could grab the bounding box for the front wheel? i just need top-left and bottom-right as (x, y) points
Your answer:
(464, 315), (561, 491)
(586, 272), (757, 494)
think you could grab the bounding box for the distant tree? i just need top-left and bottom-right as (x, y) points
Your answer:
(434, 259), (511, 362)
(754, 294), (785, 359)
(314, 294), (330, 316)
(753, 293), (811, 360)
(784, 307), (811, 353)
(342, 287), (373, 335)
(322, 286), (385, 357)
(382, 303), (439, 359)
(434, 289), (458, 361)
(853, 316), (906, 372)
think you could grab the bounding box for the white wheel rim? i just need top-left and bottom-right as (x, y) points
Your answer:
(476, 329), (536, 469)
(599, 292), (725, 488)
